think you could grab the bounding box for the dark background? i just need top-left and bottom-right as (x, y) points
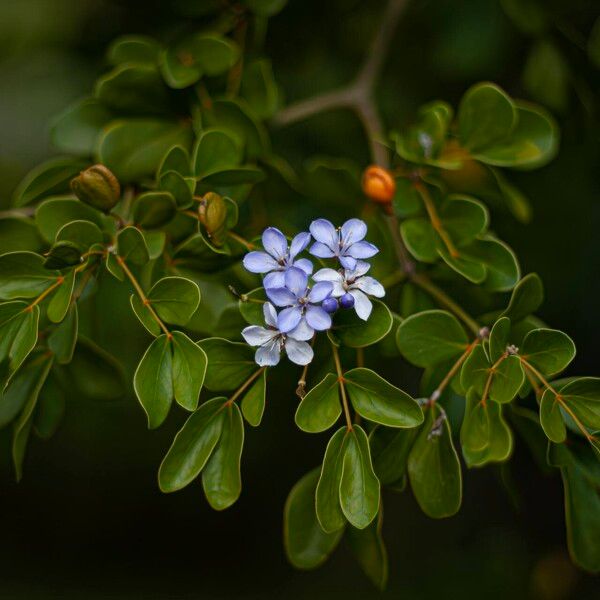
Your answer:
(0, 0), (599, 598)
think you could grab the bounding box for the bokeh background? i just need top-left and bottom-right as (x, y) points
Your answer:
(0, 0), (599, 598)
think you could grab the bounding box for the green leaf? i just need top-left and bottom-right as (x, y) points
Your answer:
(50, 98), (112, 156)
(408, 405), (462, 518)
(159, 170), (193, 208)
(370, 426), (417, 486)
(158, 397), (225, 492)
(160, 33), (239, 89)
(0, 252), (59, 300)
(488, 316), (510, 362)
(48, 303), (78, 364)
(11, 353), (53, 481)
(330, 299), (393, 348)
(400, 219), (438, 262)
(158, 145), (191, 179)
(284, 468), (344, 570)
(95, 64), (169, 115)
(474, 102), (558, 170)
(64, 337), (125, 401)
(13, 157), (88, 208)
(134, 334), (173, 429)
(198, 338), (256, 392)
(501, 273), (544, 323)
(344, 368), (423, 428)
(238, 288), (267, 325)
(340, 425), (380, 529)
(0, 218), (44, 254)
(201, 166), (265, 186)
(147, 276), (200, 326)
(202, 402), (244, 510)
(142, 230), (166, 259)
(117, 226), (150, 265)
(547, 378), (600, 433)
(458, 82), (516, 152)
(107, 35), (161, 65)
(241, 369), (266, 427)
(33, 373), (66, 440)
(132, 191), (176, 229)
(295, 373), (341, 433)
(0, 300), (39, 377)
(98, 119), (192, 182)
(316, 426), (350, 533)
(56, 219), (104, 251)
(240, 59), (279, 120)
(192, 128), (243, 178)
(43, 241), (81, 270)
(549, 442), (600, 572)
(347, 510), (388, 591)
(521, 328), (575, 376)
(35, 196), (109, 243)
(130, 294), (160, 336)
(540, 391), (567, 443)
(397, 309), (468, 367)
(171, 331), (207, 412)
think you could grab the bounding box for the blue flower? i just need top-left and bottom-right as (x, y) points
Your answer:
(309, 218), (378, 271)
(313, 260), (385, 320)
(242, 227), (313, 289)
(265, 267), (333, 336)
(242, 302), (314, 366)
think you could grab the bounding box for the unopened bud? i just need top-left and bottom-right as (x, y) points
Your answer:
(199, 192), (228, 245)
(44, 241), (82, 270)
(71, 164), (121, 213)
(362, 165), (396, 204)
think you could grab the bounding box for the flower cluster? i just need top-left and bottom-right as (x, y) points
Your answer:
(241, 219), (385, 366)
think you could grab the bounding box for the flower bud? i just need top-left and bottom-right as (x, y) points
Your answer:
(340, 293), (355, 309)
(71, 164), (121, 213)
(199, 192), (228, 245)
(44, 241), (82, 270)
(362, 165), (396, 204)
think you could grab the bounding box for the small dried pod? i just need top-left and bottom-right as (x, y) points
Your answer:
(198, 192), (228, 246)
(71, 164), (121, 213)
(362, 165), (396, 205)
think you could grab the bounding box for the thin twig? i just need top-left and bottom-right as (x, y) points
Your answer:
(331, 341), (353, 430)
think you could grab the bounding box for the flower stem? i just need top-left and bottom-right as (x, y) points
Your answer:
(26, 276), (64, 311)
(227, 367), (266, 405)
(331, 341), (353, 430)
(227, 230), (255, 250)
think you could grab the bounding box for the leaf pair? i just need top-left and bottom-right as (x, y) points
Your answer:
(134, 332), (207, 428)
(159, 397), (244, 510)
(295, 368), (422, 432)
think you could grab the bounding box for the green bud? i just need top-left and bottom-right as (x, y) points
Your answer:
(199, 192), (228, 246)
(44, 241), (82, 270)
(70, 164), (121, 213)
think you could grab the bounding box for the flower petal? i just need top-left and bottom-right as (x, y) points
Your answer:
(309, 219), (338, 250)
(308, 281), (333, 303)
(263, 302), (278, 328)
(313, 268), (345, 296)
(287, 317), (314, 341)
(289, 232), (311, 259)
(293, 258), (314, 275)
(353, 276), (385, 298)
(262, 227), (288, 260)
(339, 255), (357, 271)
(341, 219), (367, 246)
(242, 325), (277, 347)
(255, 339), (281, 366)
(243, 251), (279, 273)
(349, 289), (372, 320)
(285, 338), (314, 366)
(263, 270), (285, 289)
(347, 260), (371, 279)
(309, 241), (336, 259)
(347, 240), (379, 259)
(266, 287), (297, 307)
(284, 267), (308, 298)
(305, 305), (332, 331)
(277, 306), (302, 333)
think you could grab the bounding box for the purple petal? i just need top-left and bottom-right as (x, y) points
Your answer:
(340, 219), (367, 245)
(293, 258), (314, 275)
(339, 255), (357, 271)
(242, 325), (277, 347)
(263, 270), (285, 289)
(255, 339), (281, 366)
(263, 302), (278, 328)
(305, 305), (332, 331)
(353, 276), (385, 298)
(287, 317), (314, 341)
(313, 268), (345, 296)
(347, 240), (379, 259)
(309, 242), (336, 259)
(277, 306), (302, 333)
(349, 289), (372, 320)
(289, 232), (311, 259)
(262, 227), (288, 260)
(284, 267), (308, 298)
(309, 219), (338, 249)
(266, 287), (297, 307)
(243, 251), (279, 273)
(347, 260), (371, 279)
(285, 338), (313, 366)
(308, 281), (333, 303)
